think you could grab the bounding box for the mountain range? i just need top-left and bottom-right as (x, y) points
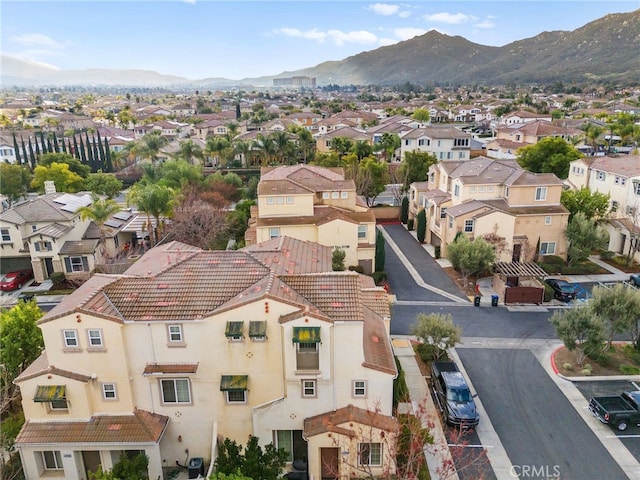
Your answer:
(2, 9), (639, 88)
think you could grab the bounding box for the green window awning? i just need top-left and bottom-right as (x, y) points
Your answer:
(249, 321), (266, 338)
(225, 321), (244, 337)
(220, 375), (248, 391)
(34, 385), (66, 402)
(292, 326), (321, 343)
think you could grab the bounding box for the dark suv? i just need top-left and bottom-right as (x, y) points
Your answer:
(430, 361), (479, 428)
(544, 278), (578, 302)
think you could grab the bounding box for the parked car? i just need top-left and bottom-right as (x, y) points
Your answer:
(430, 361), (479, 428)
(544, 278), (578, 302)
(589, 391), (640, 431)
(0, 269), (34, 291)
(629, 274), (640, 288)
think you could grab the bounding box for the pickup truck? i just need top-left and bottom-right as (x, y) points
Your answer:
(588, 391), (640, 431)
(430, 361), (479, 428)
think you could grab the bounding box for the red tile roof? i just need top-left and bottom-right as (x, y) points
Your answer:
(304, 404), (398, 438)
(15, 409), (168, 445)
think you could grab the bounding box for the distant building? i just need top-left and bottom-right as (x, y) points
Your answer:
(273, 76), (316, 87)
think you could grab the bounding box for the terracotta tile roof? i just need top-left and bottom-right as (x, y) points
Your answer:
(14, 352), (92, 384)
(304, 404), (398, 438)
(278, 272), (363, 322)
(243, 237), (334, 274)
(362, 306), (396, 375)
(15, 409), (168, 445)
(143, 363), (198, 375)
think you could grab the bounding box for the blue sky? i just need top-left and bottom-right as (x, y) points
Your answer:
(2, 1), (639, 80)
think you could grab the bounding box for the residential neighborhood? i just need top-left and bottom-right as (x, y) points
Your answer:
(1, 82), (640, 480)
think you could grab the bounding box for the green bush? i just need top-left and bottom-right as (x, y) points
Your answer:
(416, 343), (439, 363)
(348, 265), (364, 273)
(543, 282), (554, 302)
(372, 271), (387, 285)
(50, 272), (66, 286)
(393, 357), (409, 406)
(407, 218), (414, 231)
(612, 255), (628, 266)
(620, 364), (640, 375)
(542, 255), (565, 265)
(434, 245), (441, 259)
(600, 250), (615, 260)
(622, 344), (640, 363)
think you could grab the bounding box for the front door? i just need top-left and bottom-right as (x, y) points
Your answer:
(44, 257), (54, 278)
(320, 447), (339, 480)
(82, 451), (101, 478)
(512, 244), (522, 263)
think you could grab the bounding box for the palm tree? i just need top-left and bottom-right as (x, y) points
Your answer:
(127, 183), (175, 246)
(204, 136), (231, 168)
(175, 140), (204, 165)
(133, 133), (168, 165)
(233, 139), (252, 168)
(78, 196), (122, 248)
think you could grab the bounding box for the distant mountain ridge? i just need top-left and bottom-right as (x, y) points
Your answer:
(2, 9), (639, 88)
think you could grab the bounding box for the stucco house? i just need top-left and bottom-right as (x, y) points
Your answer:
(399, 126), (472, 162)
(245, 165), (377, 273)
(14, 237), (397, 480)
(409, 156), (569, 262)
(567, 154), (640, 262)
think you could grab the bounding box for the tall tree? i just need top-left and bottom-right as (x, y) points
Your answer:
(561, 187), (611, 222)
(416, 209), (426, 243)
(126, 183), (175, 245)
(31, 162), (85, 193)
(375, 228), (386, 273)
(104, 137), (114, 172)
(78, 196), (122, 245)
(0, 164), (32, 205)
(564, 212), (608, 265)
(84, 172), (123, 199)
(516, 137), (581, 179)
(589, 284), (640, 349)
(447, 235), (496, 284)
(398, 150), (437, 192)
(12, 133), (22, 165)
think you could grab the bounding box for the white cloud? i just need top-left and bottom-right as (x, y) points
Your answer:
(474, 19), (496, 29)
(378, 37), (398, 46)
(368, 3), (400, 16)
(10, 33), (64, 50)
(393, 27), (427, 41)
(398, 10), (411, 18)
(423, 12), (477, 25)
(275, 28), (379, 46)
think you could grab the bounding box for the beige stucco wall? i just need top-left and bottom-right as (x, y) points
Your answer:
(317, 220), (363, 268)
(514, 212), (569, 259)
(506, 184), (562, 206)
(258, 194), (314, 217)
(472, 211), (516, 263)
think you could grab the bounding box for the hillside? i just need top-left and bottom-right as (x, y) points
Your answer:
(2, 9), (638, 88)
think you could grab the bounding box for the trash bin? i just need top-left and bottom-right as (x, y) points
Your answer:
(474, 295), (481, 307)
(491, 294), (499, 307)
(188, 457), (204, 479)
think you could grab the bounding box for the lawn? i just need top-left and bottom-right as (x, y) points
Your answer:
(553, 343), (640, 377)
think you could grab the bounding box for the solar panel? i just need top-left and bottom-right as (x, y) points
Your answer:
(104, 219), (123, 228)
(113, 211), (133, 221)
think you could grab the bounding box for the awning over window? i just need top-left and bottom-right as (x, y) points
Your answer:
(292, 326), (321, 343)
(220, 375), (248, 391)
(34, 385), (66, 402)
(249, 321), (266, 338)
(225, 321), (244, 337)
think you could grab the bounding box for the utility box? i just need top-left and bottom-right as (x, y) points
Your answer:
(188, 457), (204, 479)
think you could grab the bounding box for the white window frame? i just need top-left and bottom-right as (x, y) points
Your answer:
(102, 383), (117, 400)
(535, 187), (547, 201)
(266, 197), (275, 205)
(440, 207), (447, 219)
(269, 227), (281, 239)
(87, 329), (103, 348)
(49, 399), (69, 411)
(302, 379), (317, 398)
(611, 200), (619, 212)
(322, 192), (330, 199)
(353, 380), (367, 397)
(62, 329), (79, 348)
(41, 451), (63, 470)
(160, 378), (192, 404)
(540, 241), (556, 255)
(276, 196), (284, 205)
(448, 216), (453, 228)
(0, 228), (10, 242)
(341, 191), (348, 199)
(68, 256), (87, 272)
(167, 324), (184, 344)
(358, 225), (367, 239)
(454, 184), (460, 197)
(464, 219), (474, 233)
(358, 443), (382, 466)
(226, 390), (247, 404)
(505, 187), (510, 197)
(596, 171), (606, 181)
(286, 196), (294, 204)
(332, 191), (339, 199)
(544, 216), (552, 225)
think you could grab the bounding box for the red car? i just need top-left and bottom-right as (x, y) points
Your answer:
(0, 269), (34, 291)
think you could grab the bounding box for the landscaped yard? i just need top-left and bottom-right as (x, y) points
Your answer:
(553, 343), (640, 377)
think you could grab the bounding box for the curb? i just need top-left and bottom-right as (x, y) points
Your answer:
(550, 344), (640, 382)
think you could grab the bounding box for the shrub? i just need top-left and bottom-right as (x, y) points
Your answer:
(407, 218), (414, 231)
(348, 265), (364, 273)
(543, 283), (554, 302)
(622, 344), (640, 363)
(581, 368), (592, 376)
(434, 245), (441, 259)
(541, 255), (565, 265)
(332, 248), (345, 271)
(393, 356), (409, 406)
(563, 363), (573, 371)
(371, 271), (387, 285)
(50, 272), (66, 286)
(600, 250), (615, 260)
(620, 364), (640, 375)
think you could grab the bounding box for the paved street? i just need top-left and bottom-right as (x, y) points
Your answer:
(380, 223), (640, 480)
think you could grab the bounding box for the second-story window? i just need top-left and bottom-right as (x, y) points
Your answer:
(544, 216), (552, 225)
(440, 207), (447, 219)
(102, 383), (117, 400)
(353, 380), (367, 397)
(596, 171), (606, 181)
(454, 184), (460, 197)
(168, 324), (184, 344)
(87, 329), (104, 348)
(464, 219), (474, 232)
(358, 225), (367, 239)
(62, 329), (79, 349)
(269, 228), (281, 239)
(302, 379), (316, 398)
(0, 228), (10, 242)
(535, 187), (547, 201)
(161, 378), (192, 404)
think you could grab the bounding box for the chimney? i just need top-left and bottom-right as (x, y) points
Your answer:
(44, 181), (56, 194)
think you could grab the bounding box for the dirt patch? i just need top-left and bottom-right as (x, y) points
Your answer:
(442, 267), (478, 297)
(553, 344), (640, 377)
